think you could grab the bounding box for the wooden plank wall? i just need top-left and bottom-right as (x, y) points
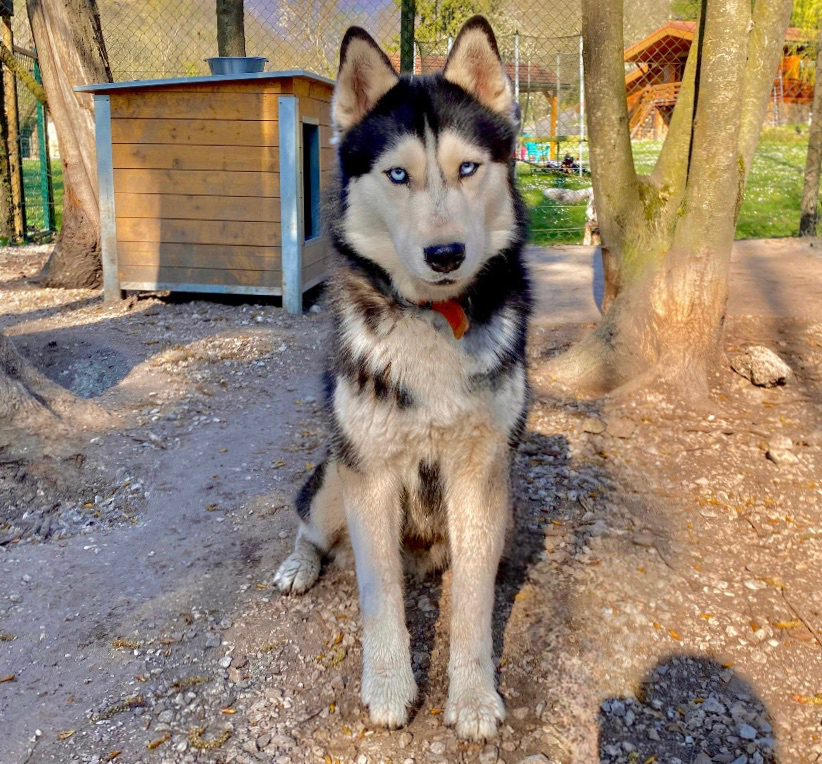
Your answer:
(111, 79), (286, 291)
(109, 76), (334, 295)
(297, 80), (335, 288)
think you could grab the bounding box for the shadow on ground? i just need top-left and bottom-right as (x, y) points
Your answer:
(599, 654), (777, 763)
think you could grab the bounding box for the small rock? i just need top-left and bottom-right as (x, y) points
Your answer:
(429, 741), (446, 754)
(767, 447), (799, 466)
(512, 706), (529, 720)
(218, 656), (232, 669)
(582, 417), (606, 434)
(702, 696), (725, 715)
(204, 634), (220, 649)
(768, 434), (793, 451)
(398, 732), (413, 748)
(730, 756), (748, 764)
(606, 418), (636, 439)
(479, 744), (499, 764)
(693, 754), (712, 764)
(256, 733), (272, 751)
(730, 346), (792, 387)
(269, 735), (297, 750)
(9, 594), (22, 603)
(157, 709), (175, 724)
(738, 723), (757, 740)
(518, 756), (551, 764)
(647, 727), (660, 741)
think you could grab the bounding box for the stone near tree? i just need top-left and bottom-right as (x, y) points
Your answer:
(606, 417), (636, 439)
(767, 434), (798, 466)
(582, 417), (606, 434)
(730, 346), (793, 387)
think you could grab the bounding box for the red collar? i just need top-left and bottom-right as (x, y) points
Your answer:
(418, 299), (470, 339)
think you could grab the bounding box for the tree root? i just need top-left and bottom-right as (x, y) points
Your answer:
(540, 327), (713, 406)
(0, 333), (107, 430)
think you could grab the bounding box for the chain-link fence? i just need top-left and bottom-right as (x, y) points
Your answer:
(0, 17), (58, 243)
(5, 2), (818, 244)
(13, 49), (58, 238)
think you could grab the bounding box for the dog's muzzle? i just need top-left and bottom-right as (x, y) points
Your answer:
(423, 242), (465, 274)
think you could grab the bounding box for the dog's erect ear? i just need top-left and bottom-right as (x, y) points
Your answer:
(443, 16), (513, 116)
(333, 27), (399, 132)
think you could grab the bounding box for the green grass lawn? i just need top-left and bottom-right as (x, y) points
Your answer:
(22, 158), (63, 235)
(521, 133), (811, 245)
(16, 138), (811, 246)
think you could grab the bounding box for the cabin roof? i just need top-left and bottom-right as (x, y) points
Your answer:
(624, 21), (810, 63)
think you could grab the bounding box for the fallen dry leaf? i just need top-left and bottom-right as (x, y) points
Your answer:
(146, 732), (171, 750)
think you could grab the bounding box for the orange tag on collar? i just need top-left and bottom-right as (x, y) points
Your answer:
(431, 300), (469, 339)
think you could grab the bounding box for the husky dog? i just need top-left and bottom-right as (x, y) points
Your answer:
(274, 16), (531, 741)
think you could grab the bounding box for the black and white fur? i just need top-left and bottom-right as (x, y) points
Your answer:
(274, 16), (531, 741)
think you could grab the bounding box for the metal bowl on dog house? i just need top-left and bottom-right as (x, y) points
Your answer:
(75, 71), (335, 313)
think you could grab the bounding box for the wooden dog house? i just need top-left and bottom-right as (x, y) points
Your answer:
(76, 71), (335, 313)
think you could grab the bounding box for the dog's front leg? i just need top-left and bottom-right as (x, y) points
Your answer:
(443, 444), (508, 741)
(342, 466), (417, 728)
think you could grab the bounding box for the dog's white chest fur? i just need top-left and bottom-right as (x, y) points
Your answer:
(335, 306), (525, 467)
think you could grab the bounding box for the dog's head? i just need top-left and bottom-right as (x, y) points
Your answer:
(331, 16), (522, 303)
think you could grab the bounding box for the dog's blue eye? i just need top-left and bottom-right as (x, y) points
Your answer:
(387, 167), (408, 184)
(459, 161), (479, 178)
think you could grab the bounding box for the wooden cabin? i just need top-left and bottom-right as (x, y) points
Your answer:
(625, 22), (814, 139)
(76, 71), (335, 313)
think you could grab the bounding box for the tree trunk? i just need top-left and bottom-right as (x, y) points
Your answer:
(216, 0), (246, 57)
(546, 0), (792, 399)
(27, 0), (112, 288)
(800, 27), (822, 237)
(0, 68), (13, 242)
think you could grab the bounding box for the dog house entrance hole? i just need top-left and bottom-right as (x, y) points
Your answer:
(302, 122), (320, 240)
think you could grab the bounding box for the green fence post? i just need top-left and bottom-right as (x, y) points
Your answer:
(399, 0), (415, 75)
(34, 61), (54, 233)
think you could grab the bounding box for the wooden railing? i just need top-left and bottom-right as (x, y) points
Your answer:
(628, 81), (682, 136)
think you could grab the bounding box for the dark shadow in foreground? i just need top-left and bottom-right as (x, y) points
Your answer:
(599, 654), (777, 764)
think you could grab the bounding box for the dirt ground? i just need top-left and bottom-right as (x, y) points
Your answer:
(1, 241), (820, 764)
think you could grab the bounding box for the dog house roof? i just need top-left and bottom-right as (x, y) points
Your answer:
(75, 70), (334, 94)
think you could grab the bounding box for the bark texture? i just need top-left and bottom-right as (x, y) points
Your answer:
(216, 0), (246, 57)
(27, 0), (112, 288)
(0, 70), (13, 242)
(0, 333), (93, 423)
(800, 26), (822, 237)
(548, 0), (793, 398)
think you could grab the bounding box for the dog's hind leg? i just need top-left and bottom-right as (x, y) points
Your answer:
(274, 459), (345, 595)
(443, 440), (509, 741)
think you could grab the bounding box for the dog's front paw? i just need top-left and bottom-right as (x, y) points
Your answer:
(445, 685), (505, 741)
(361, 662), (417, 729)
(273, 547), (320, 594)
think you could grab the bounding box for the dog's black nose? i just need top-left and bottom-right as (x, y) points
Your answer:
(423, 242), (465, 274)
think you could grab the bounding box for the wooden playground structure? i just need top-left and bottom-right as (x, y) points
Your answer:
(625, 21), (814, 139)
